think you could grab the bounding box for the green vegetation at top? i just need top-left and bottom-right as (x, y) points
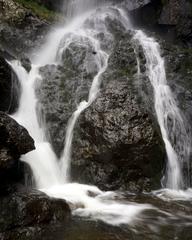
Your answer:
(14, 0), (62, 21)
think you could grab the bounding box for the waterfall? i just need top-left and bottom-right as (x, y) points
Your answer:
(134, 31), (191, 190)
(9, 2), (151, 225)
(8, 0), (192, 227)
(10, 61), (62, 188)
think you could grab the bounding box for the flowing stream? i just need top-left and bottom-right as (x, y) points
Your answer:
(9, 0), (192, 229)
(134, 31), (191, 191)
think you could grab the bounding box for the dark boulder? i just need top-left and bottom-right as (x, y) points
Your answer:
(0, 189), (71, 234)
(0, 112), (35, 156)
(71, 79), (164, 192)
(0, 112), (35, 190)
(0, 54), (20, 114)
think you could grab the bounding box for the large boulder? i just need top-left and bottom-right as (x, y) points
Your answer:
(0, 112), (35, 190)
(0, 189), (71, 235)
(71, 79), (164, 192)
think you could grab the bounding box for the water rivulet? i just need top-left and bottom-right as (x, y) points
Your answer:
(9, 0), (192, 232)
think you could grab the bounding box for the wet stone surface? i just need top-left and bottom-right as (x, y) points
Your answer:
(1, 192), (192, 240)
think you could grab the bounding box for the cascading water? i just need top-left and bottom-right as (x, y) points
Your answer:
(9, 1), (151, 225)
(134, 31), (191, 191)
(10, 62), (62, 188)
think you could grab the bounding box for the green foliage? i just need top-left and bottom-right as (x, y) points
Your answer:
(14, 0), (62, 21)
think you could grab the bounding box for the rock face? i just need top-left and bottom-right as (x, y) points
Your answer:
(164, 45), (192, 123)
(71, 80), (164, 191)
(0, 0), (50, 56)
(0, 112), (35, 191)
(0, 54), (20, 113)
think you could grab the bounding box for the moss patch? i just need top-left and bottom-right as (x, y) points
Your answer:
(14, 0), (62, 21)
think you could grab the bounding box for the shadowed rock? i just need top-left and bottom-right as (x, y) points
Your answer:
(0, 112), (35, 191)
(0, 189), (71, 233)
(0, 54), (20, 114)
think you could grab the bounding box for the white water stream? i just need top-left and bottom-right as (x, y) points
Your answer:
(9, 0), (192, 227)
(134, 31), (191, 191)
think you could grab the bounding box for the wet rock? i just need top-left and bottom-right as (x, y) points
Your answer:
(0, 189), (71, 233)
(37, 36), (100, 156)
(0, 54), (20, 113)
(20, 56), (31, 72)
(162, 43), (192, 183)
(130, 0), (192, 46)
(0, 112), (35, 155)
(71, 79), (164, 192)
(159, 0), (192, 45)
(0, 112), (35, 190)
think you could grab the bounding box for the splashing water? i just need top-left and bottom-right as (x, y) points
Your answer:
(134, 30), (191, 191)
